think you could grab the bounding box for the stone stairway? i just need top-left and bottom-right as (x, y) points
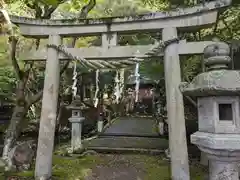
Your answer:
(84, 136), (168, 154)
(84, 116), (168, 154)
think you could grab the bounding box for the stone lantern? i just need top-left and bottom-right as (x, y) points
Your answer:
(180, 41), (240, 180)
(97, 112), (104, 133)
(66, 97), (85, 152)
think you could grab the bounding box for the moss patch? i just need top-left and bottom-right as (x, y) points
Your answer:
(128, 155), (207, 180)
(0, 154), (207, 180)
(0, 155), (101, 180)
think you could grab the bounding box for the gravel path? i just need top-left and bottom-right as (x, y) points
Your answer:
(85, 154), (147, 180)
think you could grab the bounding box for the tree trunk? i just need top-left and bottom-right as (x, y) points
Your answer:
(1, 77), (30, 169)
(2, 103), (29, 170)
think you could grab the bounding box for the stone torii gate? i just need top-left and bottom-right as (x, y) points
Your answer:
(10, 0), (231, 179)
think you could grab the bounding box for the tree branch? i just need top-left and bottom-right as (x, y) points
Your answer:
(27, 60), (71, 105)
(27, 91), (42, 106)
(27, 0), (97, 106)
(60, 61), (71, 75)
(24, 0), (35, 9)
(23, 62), (34, 87)
(35, 7), (55, 48)
(222, 18), (234, 39)
(79, 0), (96, 18)
(27, 1), (42, 19)
(43, 2), (63, 19)
(70, 0), (96, 46)
(197, 30), (202, 41)
(213, 12), (220, 34)
(43, 6), (57, 19)
(9, 36), (22, 80)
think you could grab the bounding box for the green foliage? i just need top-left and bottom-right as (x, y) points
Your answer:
(140, 60), (164, 81)
(0, 154), (207, 180)
(132, 155), (207, 180)
(92, 0), (151, 17)
(0, 66), (16, 102)
(41, 0), (61, 6)
(140, 0), (169, 10)
(0, 155), (101, 180)
(181, 56), (202, 82)
(1, 0), (239, 119)
(0, 36), (16, 103)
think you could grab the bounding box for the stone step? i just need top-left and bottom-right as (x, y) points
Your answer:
(84, 136), (168, 154)
(100, 133), (161, 138)
(84, 147), (164, 155)
(102, 116), (159, 137)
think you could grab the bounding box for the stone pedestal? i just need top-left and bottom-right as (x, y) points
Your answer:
(191, 132), (240, 180)
(209, 160), (238, 180)
(69, 116), (85, 151)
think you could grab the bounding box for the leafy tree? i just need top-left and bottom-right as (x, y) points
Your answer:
(1, 0), (97, 171)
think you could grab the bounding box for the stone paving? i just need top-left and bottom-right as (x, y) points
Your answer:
(84, 136), (168, 151)
(84, 116), (168, 152)
(102, 116), (160, 137)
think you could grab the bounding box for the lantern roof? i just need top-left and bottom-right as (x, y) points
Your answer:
(180, 41), (240, 97)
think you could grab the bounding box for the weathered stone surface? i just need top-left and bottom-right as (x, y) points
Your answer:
(67, 101), (85, 151)
(198, 96), (240, 134)
(11, 141), (36, 171)
(163, 27), (190, 180)
(9, 0), (232, 37)
(180, 42), (240, 97)
(209, 160), (239, 180)
(69, 117), (85, 151)
(84, 136), (168, 151)
(10, 0), (230, 26)
(15, 11), (218, 37)
(21, 41), (217, 61)
(35, 35), (61, 179)
(102, 117), (159, 137)
(204, 41), (230, 60)
(180, 70), (240, 96)
(187, 40), (240, 179)
(191, 132), (240, 151)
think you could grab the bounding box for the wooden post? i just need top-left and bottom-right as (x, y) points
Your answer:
(162, 27), (190, 180)
(35, 35), (61, 180)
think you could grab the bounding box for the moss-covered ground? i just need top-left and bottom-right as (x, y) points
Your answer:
(0, 155), (102, 180)
(0, 153), (207, 180)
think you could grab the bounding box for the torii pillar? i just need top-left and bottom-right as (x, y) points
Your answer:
(162, 27), (190, 180)
(35, 35), (61, 179)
